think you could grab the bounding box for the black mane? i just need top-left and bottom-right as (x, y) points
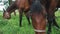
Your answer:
(6, 1), (17, 13)
(30, 0), (43, 14)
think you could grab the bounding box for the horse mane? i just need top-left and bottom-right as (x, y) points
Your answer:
(6, 1), (17, 13)
(30, 0), (43, 14)
(28, 0), (33, 5)
(45, 0), (51, 9)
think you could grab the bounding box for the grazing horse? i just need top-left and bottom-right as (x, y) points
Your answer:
(3, 0), (60, 34)
(40, 0), (60, 34)
(39, 0), (60, 34)
(3, 1), (31, 27)
(3, 0), (47, 34)
(30, 0), (47, 34)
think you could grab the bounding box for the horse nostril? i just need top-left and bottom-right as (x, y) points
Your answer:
(6, 15), (11, 19)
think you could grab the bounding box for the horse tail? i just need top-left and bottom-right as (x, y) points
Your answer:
(30, 0), (43, 14)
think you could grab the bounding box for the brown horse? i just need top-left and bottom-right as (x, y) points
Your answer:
(30, 0), (47, 34)
(3, 0), (60, 34)
(39, 0), (60, 34)
(3, 1), (31, 27)
(3, 0), (47, 34)
(38, 0), (60, 34)
(37, 0), (60, 34)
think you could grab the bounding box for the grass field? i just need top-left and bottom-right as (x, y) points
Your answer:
(0, 10), (60, 34)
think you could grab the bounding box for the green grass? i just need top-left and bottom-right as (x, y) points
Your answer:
(0, 11), (60, 34)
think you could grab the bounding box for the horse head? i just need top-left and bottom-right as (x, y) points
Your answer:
(3, 8), (11, 19)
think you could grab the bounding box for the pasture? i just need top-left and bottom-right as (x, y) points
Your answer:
(0, 10), (60, 34)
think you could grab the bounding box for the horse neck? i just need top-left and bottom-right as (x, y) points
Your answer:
(6, 2), (17, 14)
(7, 7), (15, 14)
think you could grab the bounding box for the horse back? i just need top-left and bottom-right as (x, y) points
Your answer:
(16, 0), (30, 9)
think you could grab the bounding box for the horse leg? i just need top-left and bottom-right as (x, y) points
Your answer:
(47, 15), (52, 34)
(47, 0), (59, 34)
(25, 15), (31, 25)
(47, 14), (60, 34)
(52, 14), (60, 29)
(53, 18), (60, 29)
(24, 9), (31, 25)
(19, 9), (23, 27)
(52, 8), (60, 29)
